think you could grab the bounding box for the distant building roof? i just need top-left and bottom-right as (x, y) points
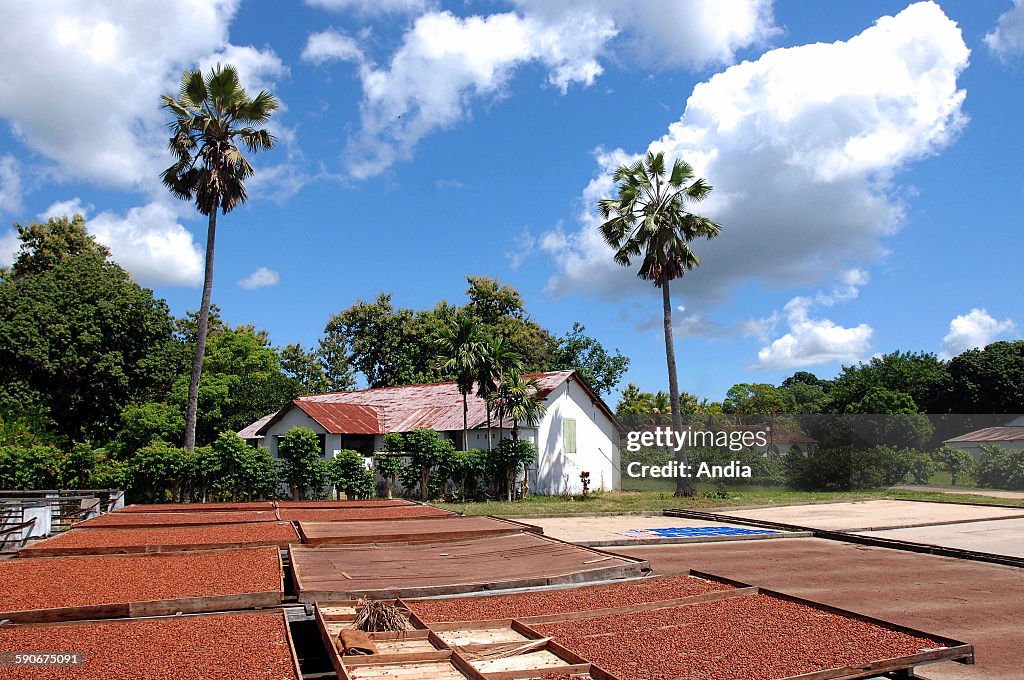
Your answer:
(245, 370), (613, 437)
(237, 412), (274, 440)
(945, 426), (1024, 444)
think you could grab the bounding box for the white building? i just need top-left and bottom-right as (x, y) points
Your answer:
(238, 370), (621, 495)
(944, 416), (1024, 459)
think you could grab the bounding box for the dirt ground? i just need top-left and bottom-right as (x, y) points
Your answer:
(716, 499), (1024, 531)
(616, 538), (1024, 680)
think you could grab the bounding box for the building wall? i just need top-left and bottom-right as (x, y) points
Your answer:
(260, 408), (331, 458)
(531, 378), (620, 496)
(949, 439), (1024, 459)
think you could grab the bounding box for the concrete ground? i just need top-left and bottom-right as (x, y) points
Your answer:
(614, 538), (1024, 680)
(716, 499), (1024, 531)
(897, 485), (1024, 500)
(858, 518), (1024, 558)
(519, 515), (809, 546)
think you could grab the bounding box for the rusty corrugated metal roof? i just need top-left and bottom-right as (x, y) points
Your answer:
(945, 426), (1024, 443)
(237, 412), (275, 439)
(294, 401), (383, 434)
(248, 370), (595, 436)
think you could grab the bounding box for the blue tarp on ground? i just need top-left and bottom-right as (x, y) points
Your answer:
(621, 526), (779, 538)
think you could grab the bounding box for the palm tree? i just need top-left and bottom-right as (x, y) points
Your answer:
(490, 374), (547, 444)
(161, 64), (279, 452)
(598, 151), (722, 496)
(476, 336), (522, 450)
(437, 316), (489, 450)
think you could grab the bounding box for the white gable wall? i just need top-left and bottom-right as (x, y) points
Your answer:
(531, 378), (620, 496)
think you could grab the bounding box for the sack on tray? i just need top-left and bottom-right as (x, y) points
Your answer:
(337, 629), (378, 656)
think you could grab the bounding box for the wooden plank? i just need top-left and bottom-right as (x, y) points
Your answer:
(282, 608), (305, 680)
(0, 602), (130, 624)
(479, 663), (593, 680)
(129, 590), (282, 617)
(296, 516), (525, 546)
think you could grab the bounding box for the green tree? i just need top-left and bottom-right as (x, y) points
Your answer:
(598, 151), (722, 497)
(449, 448), (486, 501)
(0, 444), (65, 490)
(279, 342), (354, 395)
(323, 293), (446, 388)
(830, 351), (952, 414)
(0, 224), (176, 442)
(375, 436), (407, 499)
(328, 450), (374, 499)
(949, 341), (1024, 413)
(403, 428), (456, 501)
(120, 403), (185, 453)
(129, 442), (194, 503)
(475, 336), (522, 450)
(486, 439), (537, 501)
(206, 432), (277, 501)
(974, 444), (1024, 490)
(9, 215), (110, 277)
(172, 325), (298, 445)
(161, 64), (279, 452)
(550, 323), (630, 395)
(489, 374), (547, 444)
(932, 445), (975, 487)
(277, 428), (327, 500)
(724, 384), (796, 415)
(437, 316), (489, 450)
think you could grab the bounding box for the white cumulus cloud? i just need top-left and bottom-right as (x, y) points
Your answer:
(306, 1), (774, 178)
(511, 0), (776, 69)
(238, 266), (280, 289)
(198, 44), (289, 95)
(88, 203), (204, 287)
(0, 155), (22, 215)
(542, 2), (970, 317)
(0, 0), (241, 190)
(0, 230), (18, 268)
(985, 0), (1024, 61)
(752, 270), (873, 370)
(940, 308), (1017, 358)
(305, 0), (432, 16)
(302, 30), (365, 65)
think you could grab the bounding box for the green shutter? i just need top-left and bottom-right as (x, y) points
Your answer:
(563, 418), (577, 454)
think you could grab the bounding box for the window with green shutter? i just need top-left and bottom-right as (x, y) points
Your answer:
(563, 418), (577, 454)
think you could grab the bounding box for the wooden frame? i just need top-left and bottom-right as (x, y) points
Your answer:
(0, 548), (285, 623)
(375, 566), (974, 680)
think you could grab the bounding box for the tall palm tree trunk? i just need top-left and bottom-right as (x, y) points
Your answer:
(462, 391), (469, 451)
(662, 280), (695, 497)
(184, 211), (217, 452)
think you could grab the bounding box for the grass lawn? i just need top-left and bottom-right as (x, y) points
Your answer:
(437, 486), (1024, 516)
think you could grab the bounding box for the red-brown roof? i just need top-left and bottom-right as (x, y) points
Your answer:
(294, 401), (382, 435)
(250, 370), (595, 436)
(945, 426), (1024, 443)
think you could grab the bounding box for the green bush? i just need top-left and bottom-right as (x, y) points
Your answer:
(908, 450), (937, 485)
(403, 428), (456, 501)
(277, 428), (326, 500)
(329, 450), (375, 500)
(487, 439), (537, 501)
(0, 444), (64, 490)
(128, 441), (194, 502)
(932, 445), (975, 487)
(449, 449), (486, 501)
(975, 445), (1024, 490)
(201, 432), (277, 501)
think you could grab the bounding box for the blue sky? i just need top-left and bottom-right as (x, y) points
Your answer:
(0, 0), (1021, 402)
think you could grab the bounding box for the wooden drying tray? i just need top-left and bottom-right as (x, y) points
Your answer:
(289, 533), (650, 601)
(0, 547), (285, 624)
